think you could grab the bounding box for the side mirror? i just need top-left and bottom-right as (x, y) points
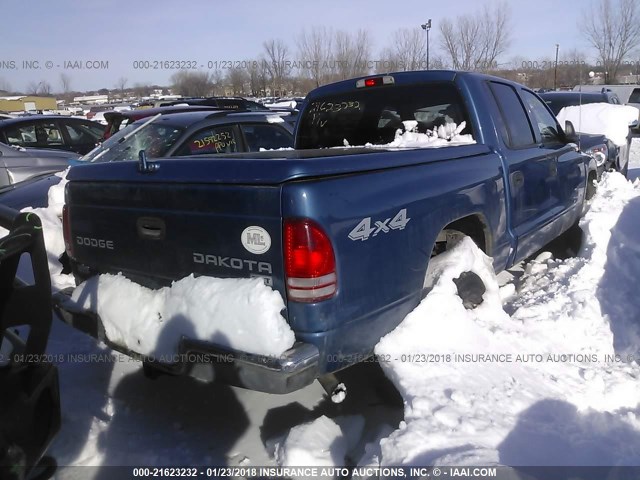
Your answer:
(564, 120), (576, 139)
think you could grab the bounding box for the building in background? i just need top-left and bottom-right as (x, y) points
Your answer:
(0, 96), (58, 112)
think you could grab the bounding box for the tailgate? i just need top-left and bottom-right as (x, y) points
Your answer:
(66, 180), (284, 296)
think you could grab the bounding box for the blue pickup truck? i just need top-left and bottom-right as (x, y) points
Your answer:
(55, 71), (594, 394)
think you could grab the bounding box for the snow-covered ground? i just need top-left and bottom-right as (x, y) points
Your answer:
(8, 138), (640, 478)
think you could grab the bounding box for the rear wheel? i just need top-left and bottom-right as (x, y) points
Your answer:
(423, 229), (486, 309)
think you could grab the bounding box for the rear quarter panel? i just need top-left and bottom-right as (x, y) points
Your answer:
(282, 147), (507, 373)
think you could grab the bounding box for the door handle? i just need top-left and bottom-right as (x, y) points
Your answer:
(137, 217), (165, 240)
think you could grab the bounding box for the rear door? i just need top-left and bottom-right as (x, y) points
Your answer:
(487, 81), (563, 260)
(520, 89), (584, 217)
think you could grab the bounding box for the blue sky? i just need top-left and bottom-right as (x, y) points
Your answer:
(0, 0), (596, 92)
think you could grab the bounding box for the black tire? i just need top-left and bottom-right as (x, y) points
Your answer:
(424, 230), (486, 309)
(586, 172), (597, 201)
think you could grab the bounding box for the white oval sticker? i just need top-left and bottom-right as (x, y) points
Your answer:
(241, 226), (271, 255)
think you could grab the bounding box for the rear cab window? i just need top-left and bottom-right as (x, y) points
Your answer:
(296, 83), (473, 149)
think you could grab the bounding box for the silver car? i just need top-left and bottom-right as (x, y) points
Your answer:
(0, 141), (77, 187)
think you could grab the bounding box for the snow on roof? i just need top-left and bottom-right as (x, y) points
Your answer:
(0, 96), (26, 101)
(557, 103), (639, 146)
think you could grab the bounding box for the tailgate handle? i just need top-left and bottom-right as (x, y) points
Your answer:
(137, 217), (165, 240)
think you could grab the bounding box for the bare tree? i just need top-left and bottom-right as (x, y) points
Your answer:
(558, 49), (589, 87)
(38, 81), (52, 96)
(380, 28), (428, 72)
(59, 73), (72, 93)
(115, 77), (128, 96)
(297, 26), (334, 88)
(263, 38), (292, 96)
(170, 71), (213, 97)
(133, 82), (152, 98)
(582, 0), (640, 83)
(26, 81), (40, 95)
(26, 81), (52, 96)
(210, 69), (224, 96)
(226, 68), (249, 95)
(333, 29), (372, 79)
(439, 1), (511, 71)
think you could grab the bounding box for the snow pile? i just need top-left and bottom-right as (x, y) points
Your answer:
(370, 171), (640, 467)
(0, 169), (74, 291)
(274, 415), (364, 477)
(382, 120), (475, 148)
(47, 169), (69, 217)
(557, 103), (638, 146)
(68, 273), (295, 358)
(342, 121), (475, 149)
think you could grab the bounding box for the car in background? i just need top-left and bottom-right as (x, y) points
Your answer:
(85, 103), (131, 120)
(0, 110), (294, 211)
(539, 91), (630, 177)
(158, 96), (271, 111)
(102, 105), (224, 140)
(0, 142), (78, 187)
(539, 91), (622, 116)
(161, 97), (300, 126)
(81, 110), (294, 164)
(0, 116), (103, 155)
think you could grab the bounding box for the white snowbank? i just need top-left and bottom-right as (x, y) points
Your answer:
(0, 169), (75, 291)
(274, 415), (364, 478)
(557, 103), (638, 146)
(69, 273), (295, 358)
(373, 171), (640, 467)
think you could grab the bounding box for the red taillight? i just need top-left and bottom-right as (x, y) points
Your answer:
(284, 219), (337, 303)
(365, 78), (379, 87)
(62, 205), (73, 258)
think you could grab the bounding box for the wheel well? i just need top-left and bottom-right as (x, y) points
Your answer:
(435, 215), (489, 255)
(586, 170), (597, 200)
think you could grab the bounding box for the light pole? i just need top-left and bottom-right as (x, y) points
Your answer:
(421, 19), (432, 70)
(554, 44), (559, 90)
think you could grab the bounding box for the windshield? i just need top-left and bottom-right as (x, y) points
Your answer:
(80, 120), (184, 163)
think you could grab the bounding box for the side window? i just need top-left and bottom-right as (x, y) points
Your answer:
(176, 125), (238, 156)
(489, 82), (536, 148)
(5, 124), (37, 146)
(629, 89), (640, 103)
(241, 124), (293, 152)
(80, 122), (105, 139)
(521, 90), (562, 144)
(38, 122), (64, 146)
(64, 123), (98, 146)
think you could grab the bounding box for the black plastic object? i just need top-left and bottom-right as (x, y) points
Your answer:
(0, 205), (60, 480)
